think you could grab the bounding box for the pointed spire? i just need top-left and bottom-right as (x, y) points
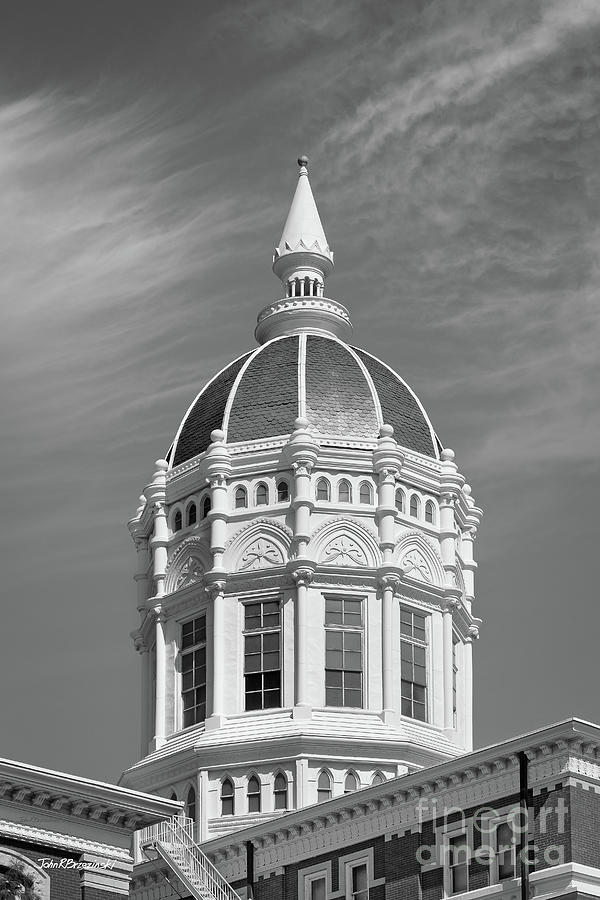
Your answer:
(274, 156), (333, 264)
(256, 157), (351, 344)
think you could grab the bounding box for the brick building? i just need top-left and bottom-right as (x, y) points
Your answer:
(0, 757), (180, 900)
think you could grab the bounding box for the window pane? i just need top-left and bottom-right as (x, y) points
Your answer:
(326, 630), (343, 650)
(326, 687), (343, 706)
(344, 670), (362, 690)
(344, 631), (362, 652)
(344, 651), (362, 671)
(326, 650), (343, 669)
(345, 689), (362, 708)
(310, 877), (326, 900)
(325, 669), (343, 688)
(263, 631), (279, 651)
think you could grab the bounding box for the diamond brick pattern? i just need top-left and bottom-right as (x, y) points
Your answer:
(172, 352), (252, 467)
(305, 335), (378, 438)
(355, 347), (438, 457)
(170, 334), (439, 466)
(227, 336), (299, 443)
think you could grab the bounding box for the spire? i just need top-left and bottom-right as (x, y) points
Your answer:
(274, 156), (333, 265)
(255, 157), (351, 344)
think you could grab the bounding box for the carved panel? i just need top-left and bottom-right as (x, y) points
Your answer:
(400, 549), (433, 583)
(239, 539), (285, 571)
(321, 536), (368, 567)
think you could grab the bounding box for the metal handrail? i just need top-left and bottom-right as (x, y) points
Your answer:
(139, 816), (241, 900)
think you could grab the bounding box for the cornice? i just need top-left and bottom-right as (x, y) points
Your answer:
(0, 761), (180, 830)
(0, 818), (133, 860)
(201, 720), (600, 878)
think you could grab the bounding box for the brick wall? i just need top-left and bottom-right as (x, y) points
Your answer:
(567, 784), (600, 868)
(0, 839), (81, 900)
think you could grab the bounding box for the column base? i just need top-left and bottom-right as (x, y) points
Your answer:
(205, 714), (228, 732)
(292, 704), (312, 720)
(380, 709), (399, 727)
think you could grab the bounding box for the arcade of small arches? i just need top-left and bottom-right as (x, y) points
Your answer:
(170, 478), (439, 534)
(166, 768), (388, 820)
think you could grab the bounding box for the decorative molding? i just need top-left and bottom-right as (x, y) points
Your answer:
(321, 536), (368, 567)
(0, 819), (132, 860)
(239, 538), (285, 571)
(400, 549), (433, 583)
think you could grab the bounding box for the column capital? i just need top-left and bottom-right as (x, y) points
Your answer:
(291, 566), (315, 587)
(377, 564), (403, 590)
(292, 460), (314, 476)
(207, 473), (228, 489)
(205, 579), (226, 600)
(467, 623), (480, 641)
(443, 596), (460, 613)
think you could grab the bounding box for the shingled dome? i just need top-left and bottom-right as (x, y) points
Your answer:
(169, 334), (440, 467)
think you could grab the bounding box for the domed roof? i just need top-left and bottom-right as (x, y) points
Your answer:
(169, 333), (441, 467)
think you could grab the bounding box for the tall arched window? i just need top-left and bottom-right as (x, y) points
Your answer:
(277, 480), (289, 503)
(304, 276), (311, 296)
(410, 494), (420, 518)
(371, 772), (385, 786)
(344, 772), (358, 794)
(235, 486), (248, 509)
(173, 509), (182, 532)
(425, 500), (436, 524)
(338, 479), (352, 503)
(247, 775), (261, 813)
(273, 773), (288, 810)
(169, 790), (178, 801)
(317, 771), (332, 803)
(255, 482), (268, 506)
(186, 503), (197, 527)
(316, 478), (330, 501)
(359, 482), (372, 504)
(221, 778), (234, 816)
(185, 786), (196, 822)
(395, 489), (405, 513)
(202, 495), (212, 518)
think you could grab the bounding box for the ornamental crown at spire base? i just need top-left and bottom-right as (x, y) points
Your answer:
(256, 156), (352, 344)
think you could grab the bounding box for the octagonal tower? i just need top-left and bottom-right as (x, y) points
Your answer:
(120, 159), (483, 841)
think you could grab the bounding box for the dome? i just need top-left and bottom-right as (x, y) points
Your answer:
(169, 333), (441, 467)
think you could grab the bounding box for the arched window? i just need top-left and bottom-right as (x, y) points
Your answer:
(359, 482), (372, 504)
(235, 486), (248, 509)
(221, 778), (234, 816)
(316, 478), (330, 502)
(371, 772), (385, 786)
(255, 482), (268, 506)
(317, 771), (332, 803)
(273, 773), (288, 810)
(173, 509), (182, 532)
(338, 479), (352, 503)
(425, 500), (436, 524)
(202, 495), (212, 518)
(277, 480), (289, 503)
(295, 279), (301, 297)
(247, 775), (261, 813)
(395, 489), (405, 514)
(344, 772), (358, 794)
(304, 276), (311, 296)
(186, 503), (197, 527)
(410, 494), (420, 518)
(169, 790), (177, 801)
(185, 786), (196, 822)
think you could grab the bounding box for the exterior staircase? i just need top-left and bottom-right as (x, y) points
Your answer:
(139, 816), (242, 900)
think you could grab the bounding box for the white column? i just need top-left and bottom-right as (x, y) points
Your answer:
(443, 600), (457, 729)
(292, 461), (315, 557)
(207, 581), (227, 730)
(153, 612), (167, 749)
(464, 626), (478, 751)
(373, 425), (404, 565)
(139, 644), (150, 755)
(379, 575), (399, 714)
(292, 567), (314, 716)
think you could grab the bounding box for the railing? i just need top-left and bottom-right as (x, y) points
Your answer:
(139, 816), (241, 900)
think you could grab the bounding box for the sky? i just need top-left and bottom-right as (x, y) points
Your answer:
(1, 0), (599, 782)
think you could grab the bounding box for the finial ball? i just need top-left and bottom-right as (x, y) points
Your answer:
(155, 459), (169, 470)
(379, 424), (394, 438)
(293, 416), (309, 430)
(297, 155), (309, 169)
(210, 429), (225, 443)
(440, 448), (455, 462)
